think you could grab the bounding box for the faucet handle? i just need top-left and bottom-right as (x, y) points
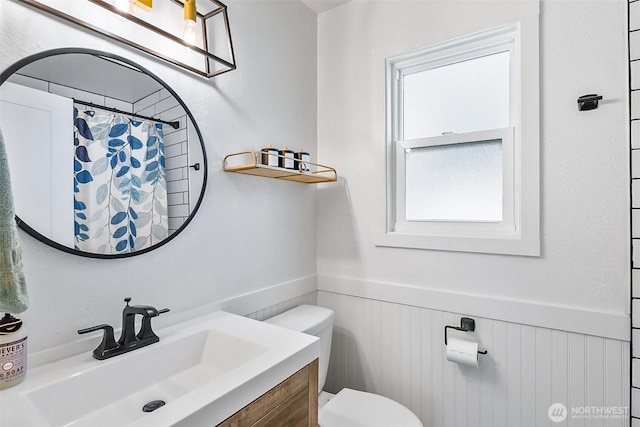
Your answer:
(124, 297), (132, 306)
(78, 324), (120, 360)
(78, 324), (106, 334)
(136, 308), (169, 341)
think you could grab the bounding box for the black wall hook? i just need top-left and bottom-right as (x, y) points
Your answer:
(577, 94), (602, 111)
(444, 317), (488, 355)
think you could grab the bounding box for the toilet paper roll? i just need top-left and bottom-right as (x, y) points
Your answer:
(446, 337), (479, 367)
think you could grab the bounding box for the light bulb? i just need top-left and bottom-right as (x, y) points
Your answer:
(115, 0), (132, 13)
(183, 19), (197, 45)
(183, 0), (197, 45)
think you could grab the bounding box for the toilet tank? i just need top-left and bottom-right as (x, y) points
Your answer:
(264, 305), (334, 393)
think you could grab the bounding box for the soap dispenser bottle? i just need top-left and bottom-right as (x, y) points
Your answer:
(0, 313), (27, 389)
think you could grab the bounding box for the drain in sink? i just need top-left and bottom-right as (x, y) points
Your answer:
(142, 400), (166, 413)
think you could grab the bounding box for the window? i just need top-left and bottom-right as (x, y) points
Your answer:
(402, 50), (510, 140)
(380, 20), (540, 256)
(402, 131), (507, 223)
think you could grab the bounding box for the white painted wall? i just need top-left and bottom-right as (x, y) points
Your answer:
(316, 1), (630, 424)
(316, 0), (629, 328)
(0, 0), (318, 353)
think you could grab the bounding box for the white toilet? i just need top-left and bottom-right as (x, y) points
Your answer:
(265, 304), (423, 427)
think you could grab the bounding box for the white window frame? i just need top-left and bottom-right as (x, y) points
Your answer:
(379, 18), (540, 256)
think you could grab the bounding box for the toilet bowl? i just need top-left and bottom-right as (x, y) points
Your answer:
(265, 305), (423, 427)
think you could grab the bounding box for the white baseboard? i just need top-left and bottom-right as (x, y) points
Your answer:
(317, 275), (629, 341)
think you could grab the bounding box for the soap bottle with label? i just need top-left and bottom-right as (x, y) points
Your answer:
(0, 313), (27, 389)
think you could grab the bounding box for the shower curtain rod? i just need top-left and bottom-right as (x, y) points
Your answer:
(73, 99), (180, 129)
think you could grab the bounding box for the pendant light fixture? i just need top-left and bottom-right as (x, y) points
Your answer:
(19, 0), (237, 78)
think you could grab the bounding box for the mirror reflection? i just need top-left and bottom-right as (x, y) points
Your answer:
(0, 49), (207, 258)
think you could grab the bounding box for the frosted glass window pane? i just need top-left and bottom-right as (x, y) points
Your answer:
(405, 139), (502, 221)
(403, 51), (510, 139)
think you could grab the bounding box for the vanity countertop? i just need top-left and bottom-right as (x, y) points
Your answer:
(0, 310), (319, 427)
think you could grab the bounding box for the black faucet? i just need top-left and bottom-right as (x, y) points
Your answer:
(78, 297), (169, 360)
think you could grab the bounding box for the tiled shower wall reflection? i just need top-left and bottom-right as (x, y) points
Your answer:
(133, 89), (191, 233)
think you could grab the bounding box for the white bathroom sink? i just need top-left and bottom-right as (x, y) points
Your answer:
(0, 311), (319, 427)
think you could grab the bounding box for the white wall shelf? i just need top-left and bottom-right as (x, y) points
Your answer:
(223, 151), (337, 184)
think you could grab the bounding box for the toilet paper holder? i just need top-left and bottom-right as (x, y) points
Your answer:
(444, 317), (488, 355)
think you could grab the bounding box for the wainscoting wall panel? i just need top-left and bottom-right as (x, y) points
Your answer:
(318, 290), (630, 427)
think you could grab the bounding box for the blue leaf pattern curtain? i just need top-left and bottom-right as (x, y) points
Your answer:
(73, 107), (168, 254)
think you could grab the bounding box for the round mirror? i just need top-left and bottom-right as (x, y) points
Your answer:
(0, 48), (207, 258)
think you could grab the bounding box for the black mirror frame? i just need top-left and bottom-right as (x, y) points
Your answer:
(0, 47), (208, 259)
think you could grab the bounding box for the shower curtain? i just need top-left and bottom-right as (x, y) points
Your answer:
(73, 107), (168, 254)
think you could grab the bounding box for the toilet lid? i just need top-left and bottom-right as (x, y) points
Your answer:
(319, 388), (423, 427)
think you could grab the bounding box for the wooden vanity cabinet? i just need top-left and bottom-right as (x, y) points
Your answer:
(217, 359), (319, 427)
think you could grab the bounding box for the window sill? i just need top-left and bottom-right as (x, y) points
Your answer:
(375, 231), (540, 257)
